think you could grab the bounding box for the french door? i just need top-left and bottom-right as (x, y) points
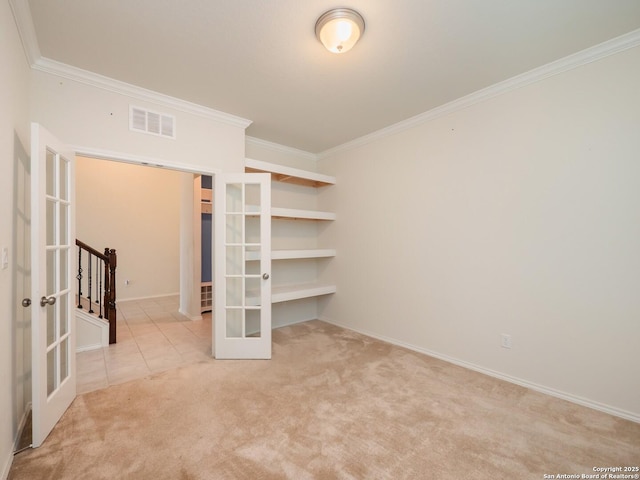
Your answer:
(30, 123), (76, 447)
(214, 173), (271, 359)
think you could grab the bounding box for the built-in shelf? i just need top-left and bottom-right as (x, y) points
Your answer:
(273, 249), (335, 260)
(247, 284), (337, 306)
(246, 249), (336, 261)
(272, 207), (336, 221)
(200, 282), (212, 313)
(245, 205), (335, 221)
(245, 158), (336, 187)
(201, 186), (212, 213)
(244, 158), (336, 311)
(271, 284), (336, 303)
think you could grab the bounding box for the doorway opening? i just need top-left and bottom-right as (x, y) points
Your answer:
(74, 154), (216, 394)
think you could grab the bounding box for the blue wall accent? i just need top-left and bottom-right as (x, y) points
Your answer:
(201, 175), (213, 282)
(201, 213), (212, 282)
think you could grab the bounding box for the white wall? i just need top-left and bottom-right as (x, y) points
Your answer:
(178, 174), (202, 320)
(246, 138), (317, 171)
(318, 46), (640, 420)
(1, 3), (32, 477)
(76, 157), (182, 301)
(31, 69), (246, 174)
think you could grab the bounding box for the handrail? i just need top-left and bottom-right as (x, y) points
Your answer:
(75, 239), (108, 261)
(76, 239), (117, 344)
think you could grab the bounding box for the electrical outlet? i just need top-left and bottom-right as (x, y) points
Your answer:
(501, 334), (512, 349)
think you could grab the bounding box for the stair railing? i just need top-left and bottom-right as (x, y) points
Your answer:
(75, 239), (117, 344)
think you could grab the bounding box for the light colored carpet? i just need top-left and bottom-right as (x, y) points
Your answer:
(9, 320), (640, 479)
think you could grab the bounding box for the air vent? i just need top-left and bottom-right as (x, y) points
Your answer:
(129, 106), (176, 139)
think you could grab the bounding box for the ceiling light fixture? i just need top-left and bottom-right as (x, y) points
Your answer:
(315, 8), (365, 54)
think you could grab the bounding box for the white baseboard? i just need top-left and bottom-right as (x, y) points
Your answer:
(14, 403), (31, 451)
(3, 403), (33, 479)
(76, 343), (103, 353)
(178, 308), (202, 321)
(319, 316), (640, 424)
(273, 315), (319, 330)
(1, 450), (12, 480)
(119, 292), (180, 302)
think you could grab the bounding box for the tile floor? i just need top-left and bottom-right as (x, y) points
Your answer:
(76, 295), (212, 394)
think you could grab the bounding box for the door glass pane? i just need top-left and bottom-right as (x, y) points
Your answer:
(59, 292), (69, 336)
(46, 300), (57, 347)
(225, 214), (243, 244)
(59, 248), (68, 290)
(245, 216), (260, 244)
(226, 309), (243, 338)
(46, 200), (56, 246)
(60, 203), (69, 245)
(226, 183), (242, 213)
(245, 277), (261, 306)
(246, 309), (261, 338)
(245, 183), (260, 208)
(60, 338), (69, 382)
(47, 249), (56, 295)
(226, 277), (242, 306)
(226, 246), (243, 275)
(46, 150), (55, 197)
(59, 157), (69, 201)
(47, 347), (57, 396)
(245, 251), (260, 275)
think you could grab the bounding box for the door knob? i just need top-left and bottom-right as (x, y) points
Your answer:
(40, 296), (56, 307)
(22, 298), (31, 307)
(262, 273), (270, 280)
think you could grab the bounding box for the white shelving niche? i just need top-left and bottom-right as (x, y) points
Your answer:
(244, 158), (336, 321)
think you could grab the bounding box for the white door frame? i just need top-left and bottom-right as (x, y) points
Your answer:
(73, 145), (221, 326)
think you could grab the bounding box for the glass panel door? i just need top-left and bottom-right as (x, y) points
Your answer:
(31, 123), (76, 447)
(214, 173), (271, 359)
(43, 148), (72, 396)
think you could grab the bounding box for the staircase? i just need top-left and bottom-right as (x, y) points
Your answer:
(75, 239), (117, 348)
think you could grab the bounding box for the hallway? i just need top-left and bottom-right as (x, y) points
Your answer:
(76, 295), (212, 394)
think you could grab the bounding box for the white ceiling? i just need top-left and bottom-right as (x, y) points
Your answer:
(26, 0), (640, 153)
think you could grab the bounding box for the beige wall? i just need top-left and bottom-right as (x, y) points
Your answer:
(318, 46), (640, 419)
(1, 2), (32, 477)
(76, 157), (183, 301)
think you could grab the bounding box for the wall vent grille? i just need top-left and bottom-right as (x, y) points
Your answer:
(129, 105), (176, 139)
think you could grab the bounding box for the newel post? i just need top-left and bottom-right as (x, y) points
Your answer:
(106, 248), (118, 344)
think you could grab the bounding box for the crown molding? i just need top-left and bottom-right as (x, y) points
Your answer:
(319, 27), (640, 159)
(8, 0), (41, 66)
(246, 136), (318, 162)
(33, 57), (252, 128)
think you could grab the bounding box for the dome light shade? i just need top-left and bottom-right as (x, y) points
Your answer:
(315, 8), (365, 54)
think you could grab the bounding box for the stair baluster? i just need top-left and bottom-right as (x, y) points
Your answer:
(98, 256), (103, 319)
(76, 239), (118, 344)
(77, 248), (83, 309)
(87, 252), (94, 314)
